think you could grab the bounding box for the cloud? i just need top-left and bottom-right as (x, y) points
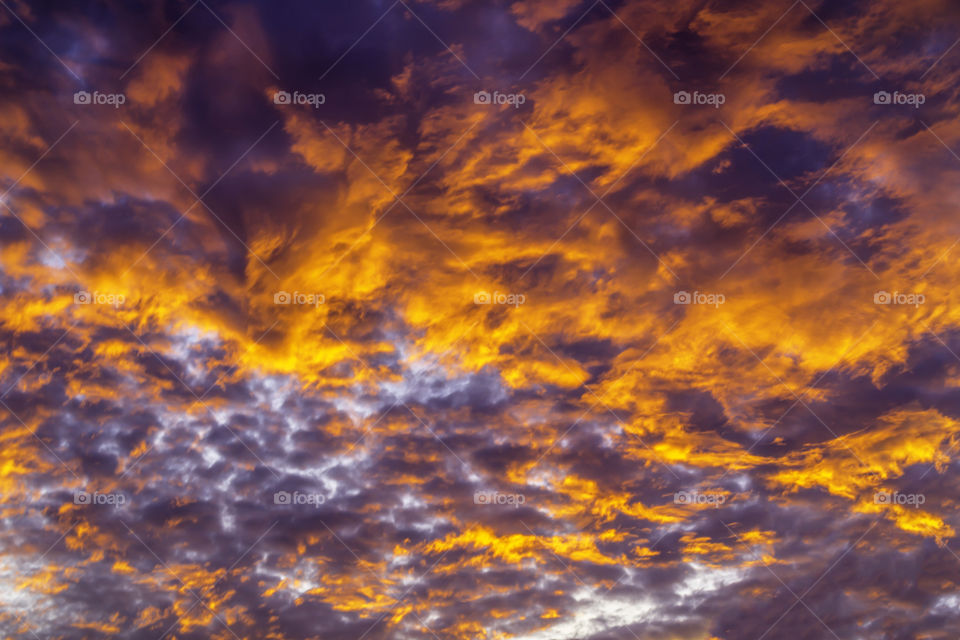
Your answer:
(3, 0), (960, 638)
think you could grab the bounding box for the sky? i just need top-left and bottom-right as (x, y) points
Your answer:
(1, 0), (960, 638)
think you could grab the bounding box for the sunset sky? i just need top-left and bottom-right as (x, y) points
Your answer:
(2, 0), (960, 638)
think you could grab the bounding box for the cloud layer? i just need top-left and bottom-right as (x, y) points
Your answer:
(2, 0), (960, 638)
